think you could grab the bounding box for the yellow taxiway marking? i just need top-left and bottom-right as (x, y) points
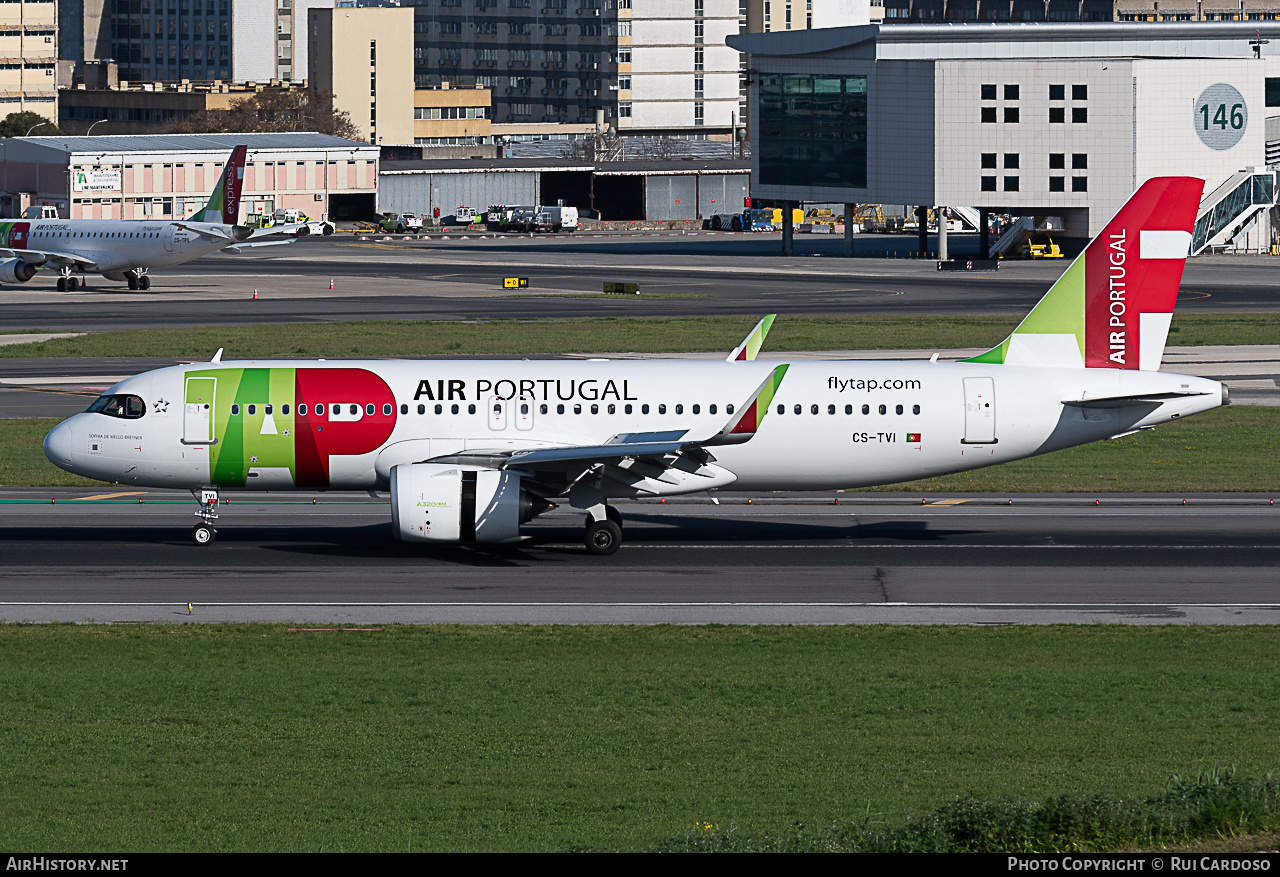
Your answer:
(78, 492), (147, 502)
(929, 498), (971, 506)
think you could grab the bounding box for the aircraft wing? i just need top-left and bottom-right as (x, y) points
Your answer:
(222, 240), (297, 254)
(173, 222), (236, 242)
(1061, 389), (1217, 408)
(433, 365), (791, 479)
(0, 248), (99, 270)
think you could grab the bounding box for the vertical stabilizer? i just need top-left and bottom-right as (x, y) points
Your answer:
(966, 177), (1203, 370)
(191, 145), (248, 225)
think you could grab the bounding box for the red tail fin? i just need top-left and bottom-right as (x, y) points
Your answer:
(221, 145), (247, 225)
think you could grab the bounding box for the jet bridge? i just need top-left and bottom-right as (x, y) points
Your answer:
(1191, 169), (1277, 255)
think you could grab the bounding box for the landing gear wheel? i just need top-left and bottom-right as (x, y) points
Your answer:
(585, 519), (622, 556)
(127, 276), (139, 290)
(139, 276), (150, 290)
(67, 277), (78, 291)
(56, 278), (66, 291)
(191, 523), (216, 546)
(605, 506), (623, 528)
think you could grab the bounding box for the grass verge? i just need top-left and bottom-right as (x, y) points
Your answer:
(4, 407), (1275, 490)
(1, 312), (1275, 359)
(0, 625), (1278, 852)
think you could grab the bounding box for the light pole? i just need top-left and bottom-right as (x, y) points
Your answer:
(25, 121), (48, 137)
(86, 119), (109, 136)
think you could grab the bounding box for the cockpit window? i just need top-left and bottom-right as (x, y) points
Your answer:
(86, 394), (146, 419)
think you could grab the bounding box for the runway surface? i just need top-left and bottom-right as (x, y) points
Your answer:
(2, 489), (1276, 625)
(0, 236), (1275, 332)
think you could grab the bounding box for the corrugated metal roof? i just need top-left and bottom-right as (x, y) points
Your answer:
(16, 132), (372, 154)
(381, 158), (749, 175)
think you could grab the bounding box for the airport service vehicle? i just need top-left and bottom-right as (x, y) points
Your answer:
(272, 208), (335, 237)
(44, 178), (1225, 554)
(542, 206), (579, 232)
(378, 213), (423, 233)
(0, 146), (294, 291)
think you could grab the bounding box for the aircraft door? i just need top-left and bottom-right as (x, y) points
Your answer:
(515, 395), (534, 430)
(183, 376), (217, 445)
(962, 377), (997, 444)
(163, 225), (175, 253)
(488, 395), (507, 431)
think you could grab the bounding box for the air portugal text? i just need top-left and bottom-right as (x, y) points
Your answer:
(413, 378), (639, 402)
(1108, 228), (1128, 365)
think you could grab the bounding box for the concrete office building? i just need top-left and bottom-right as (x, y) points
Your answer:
(309, 6), (415, 144)
(0, 0), (57, 118)
(92, 0), (334, 86)
(407, 0), (741, 138)
(729, 22), (1280, 253)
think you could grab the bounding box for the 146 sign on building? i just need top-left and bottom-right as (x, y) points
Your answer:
(1195, 83), (1248, 150)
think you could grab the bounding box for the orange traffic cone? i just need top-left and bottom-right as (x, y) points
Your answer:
(329, 278), (334, 290)
(253, 288), (258, 299)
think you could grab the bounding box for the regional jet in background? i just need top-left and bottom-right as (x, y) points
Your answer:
(44, 178), (1226, 554)
(0, 145), (297, 291)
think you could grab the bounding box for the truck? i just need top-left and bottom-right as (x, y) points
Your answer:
(378, 212), (423, 233)
(273, 208), (335, 236)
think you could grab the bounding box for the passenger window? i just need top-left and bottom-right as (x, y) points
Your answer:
(642, 404), (649, 414)
(350, 404), (359, 415)
(400, 404), (408, 415)
(231, 404), (240, 415)
(591, 404), (599, 414)
(896, 404), (903, 415)
(624, 404), (632, 414)
(557, 404), (565, 414)
(451, 404), (459, 414)
(417, 404), (426, 414)
(913, 404), (920, 414)
(659, 404), (666, 414)
(692, 404), (700, 415)
(878, 404), (887, 415)
(828, 404), (836, 415)
(468, 404), (476, 414)
(282, 404), (290, 415)
(862, 404), (870, 415)
(365, 404), (375, 416)
(265, 404), (273, 415)
(777, 404), (784, 415)
(811, 404), (819, 415)
(574, 404), (582, 414)
(845, 404), (852, 414)
(709, 404), (717, 415)
(726, 404), (734, 415)
(384, 404), (393, 416)
(793, 404), (801, 415)
(435, 404), (443, 414)
(248, 404), (256, 415)
(675, 404), (684, 415)
(607, 404), (615, 414)
(540, 404), (548, 414)
(299, 404), (307, 415)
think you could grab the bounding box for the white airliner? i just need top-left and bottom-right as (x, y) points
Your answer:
(44, 177), (1226, 553)
(0, 145), (293, 291)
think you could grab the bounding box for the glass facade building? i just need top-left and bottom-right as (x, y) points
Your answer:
(758, 73), (867, 189)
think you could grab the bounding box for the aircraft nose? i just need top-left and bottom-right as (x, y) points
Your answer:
(43, 418), (77, 471)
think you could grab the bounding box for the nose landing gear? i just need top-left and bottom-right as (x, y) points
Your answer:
(126, 270), (151, 291)
(55, 268), (79, 292)
(191, 488), (219, 545)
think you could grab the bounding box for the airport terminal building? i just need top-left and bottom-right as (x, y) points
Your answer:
(729, 22), (1280, 250)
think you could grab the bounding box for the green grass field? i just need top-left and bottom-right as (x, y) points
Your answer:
(0, 624), (1277, 852)
(2, 312), (1276, 359)
(5, 406), (1276, 490)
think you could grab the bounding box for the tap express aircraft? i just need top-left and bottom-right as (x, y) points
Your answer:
(44, 178), (1226, 554)
(0, 145), (296, 291)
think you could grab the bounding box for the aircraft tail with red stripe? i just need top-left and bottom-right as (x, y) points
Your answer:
(191, 145), (248, 225)
(966, 177), (1203, 371)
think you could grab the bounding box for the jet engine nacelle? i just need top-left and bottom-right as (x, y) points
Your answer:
(0, 258), (39, 283)
(390, 462), (549, 544)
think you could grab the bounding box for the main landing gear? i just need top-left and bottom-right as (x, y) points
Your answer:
(584, 506), (623, 556)
(55, 269), (79, 292)
(191, 488), (219, 545)
(126, 269), (151, 291)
